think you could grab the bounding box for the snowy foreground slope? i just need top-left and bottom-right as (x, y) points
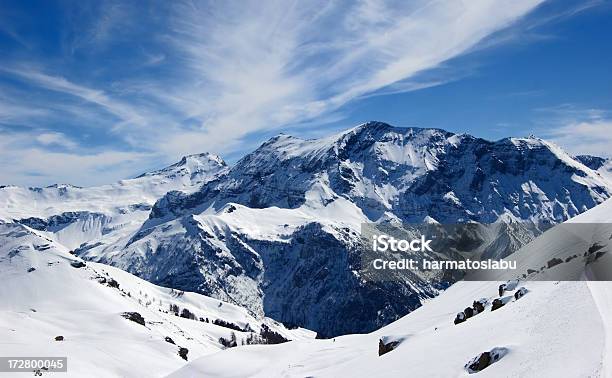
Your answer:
(170, 198), (612, 378)
(0, 223), (313, 377)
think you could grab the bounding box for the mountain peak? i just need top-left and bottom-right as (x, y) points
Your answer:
(173, 152), (227, 167)
(44, 183), (83, 189)
(138, 152), (227, 179)
(177, 152), (226, 167)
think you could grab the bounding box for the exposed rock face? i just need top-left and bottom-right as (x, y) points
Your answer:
(576, 155), (608, 170)
(547, 257), (563, 269)
(491, 299), (505, 311)
(469, 351), (491, 372)
(465, 347), (508, 373)
(514, 287), (528, 300)
(149, 123), (610, 225)
(378, 336), (404, 356)
(121, 312), (146, 326)
(178, 347), (189, 361)
(473, 299), (486, 313)
(70, 261), (86, 268)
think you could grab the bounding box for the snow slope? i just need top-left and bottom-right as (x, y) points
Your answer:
(170, 281), (605, 377)
(0, 222), (313, 378)
(170, 198), (612, 377)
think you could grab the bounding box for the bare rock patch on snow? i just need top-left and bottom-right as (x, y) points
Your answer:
(121, 312), (146, 326)
(378, 335), (407, 356)
(465, 347), (508, 374)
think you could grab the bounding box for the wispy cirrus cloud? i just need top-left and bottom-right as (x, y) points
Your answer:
(547, 119), (612, 158)
(1, 67), (148, 130)
(150, 0), (545, 154)
(0, 0), (546, 186)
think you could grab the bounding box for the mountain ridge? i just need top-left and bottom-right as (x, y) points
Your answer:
(68, 122), (612, 337)
(2, 122), (611, 337)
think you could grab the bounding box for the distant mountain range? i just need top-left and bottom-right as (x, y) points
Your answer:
(2, 122), (611, 337)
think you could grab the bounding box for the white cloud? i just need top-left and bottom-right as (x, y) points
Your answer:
(0, 100), (50, 122)
(0, 132), (152, 186)
(547, 118), (612, 158)
(35, 132), (78, 150)
(1, 67), (148, 130)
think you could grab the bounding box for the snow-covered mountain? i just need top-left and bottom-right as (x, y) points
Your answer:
(0, 152), (227, 220)
(0, 222), (314, 377)
(147, 122), (610, 223)
(2, 122), (611, 338)
(63, 122), (611, 337)
(0, 152), (228, 250)
(169, 197), (612, 378)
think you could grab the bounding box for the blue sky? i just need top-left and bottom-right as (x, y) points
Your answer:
(0, 0), (611, 186)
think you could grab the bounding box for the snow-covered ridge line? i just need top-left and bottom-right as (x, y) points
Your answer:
(3, 121), (612, 338)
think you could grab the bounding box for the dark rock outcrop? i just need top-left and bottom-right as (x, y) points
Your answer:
(514, 287), (527, 300)
(70, 261), (86, 268)
(473, 299), (485, 313)
(121, 312), (146, 326)
(465, 347), (508, 374)
(454, 312), (466, 325)
(378, 336), (403, 356)
(547, 258), (563, 269)
(491, 298), (505, 311)
(491, 298), (506, 311)
(178, 347), (189, 361)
